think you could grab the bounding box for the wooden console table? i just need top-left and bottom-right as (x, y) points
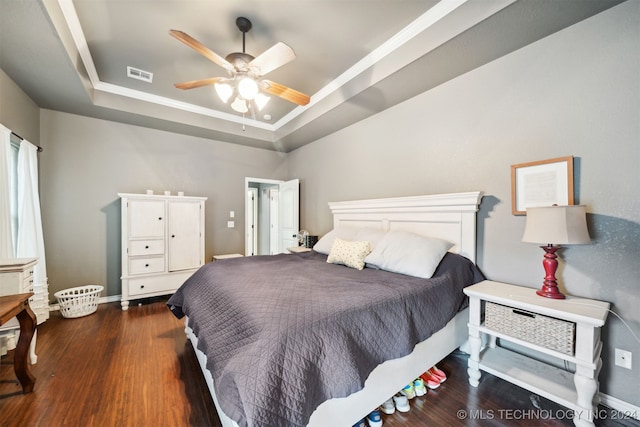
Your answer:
(0, 293), (36, 393)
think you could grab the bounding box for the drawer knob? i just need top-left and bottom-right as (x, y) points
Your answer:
(145, 264), (149, 267)
(171, 234), (175, 238)
(145, 245), (149, 249)
(158, 217), (162, 220)
(140, 285), (145, 289)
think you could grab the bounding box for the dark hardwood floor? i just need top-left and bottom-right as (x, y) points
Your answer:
(0, 298), (637, 427)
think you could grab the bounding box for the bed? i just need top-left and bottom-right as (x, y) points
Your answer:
(168, 191), (483, 427)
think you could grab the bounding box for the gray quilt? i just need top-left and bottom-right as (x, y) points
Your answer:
(168, 251), (483, 427)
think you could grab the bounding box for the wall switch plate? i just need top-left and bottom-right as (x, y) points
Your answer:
(227, 221), (235, 228)
(230, 211), (235, 218)
(615, 348), (632, 369)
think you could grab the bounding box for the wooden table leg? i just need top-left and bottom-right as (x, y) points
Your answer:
(14, 303), (36, 393)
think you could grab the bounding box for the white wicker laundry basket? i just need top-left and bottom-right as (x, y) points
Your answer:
(54, 285), (104, 318)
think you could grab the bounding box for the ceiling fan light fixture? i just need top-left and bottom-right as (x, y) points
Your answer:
(237, 76), (259, 100)
(231, 97), (249, 113)
(214, 82), (234, 103)
(255, 93), (270, 111)
(171, 17), (310, 119)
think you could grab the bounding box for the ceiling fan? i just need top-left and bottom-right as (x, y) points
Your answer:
(170, 17), (310, 115)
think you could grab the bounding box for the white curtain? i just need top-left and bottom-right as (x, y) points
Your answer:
(0, 125), (15, 259)
(16, 140), (47, 288)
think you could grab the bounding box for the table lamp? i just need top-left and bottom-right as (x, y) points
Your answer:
(522, 205), (591, 299)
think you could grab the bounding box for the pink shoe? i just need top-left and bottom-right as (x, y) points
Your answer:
(419, 371), (441, 389)
(428, 366), (447, 383)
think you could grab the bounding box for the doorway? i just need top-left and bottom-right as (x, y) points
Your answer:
(244, 178), (299, 256)
(246, 188), (258, 256)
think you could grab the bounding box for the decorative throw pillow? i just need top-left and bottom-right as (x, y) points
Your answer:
(326, 238), (372, 270)
(364, 231), (454, 278)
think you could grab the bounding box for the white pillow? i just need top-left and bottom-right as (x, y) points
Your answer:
(354, 228), (387, 250)
(364, 231), (453, 278)
(326, 238), (372, 270)
(313, 227), (364, 255)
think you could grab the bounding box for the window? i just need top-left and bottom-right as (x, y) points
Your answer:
(9, 134), (19, 253)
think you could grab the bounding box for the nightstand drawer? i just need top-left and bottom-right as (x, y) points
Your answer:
(485, 302), (576, 355)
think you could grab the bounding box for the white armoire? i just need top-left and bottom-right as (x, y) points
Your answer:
(119, 193), (207, 311)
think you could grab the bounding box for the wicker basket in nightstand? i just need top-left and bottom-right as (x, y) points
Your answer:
(485, 302), (576, 355)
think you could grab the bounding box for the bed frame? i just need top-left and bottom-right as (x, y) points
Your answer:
(185, 191), (483, 427)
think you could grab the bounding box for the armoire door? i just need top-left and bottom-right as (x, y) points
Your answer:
(128, 199), (165, 238)
(167, 200), (202, 271)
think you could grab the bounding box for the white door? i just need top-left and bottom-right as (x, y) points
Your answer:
(269, 189), (279, 255)
(279, 179), (299, 253)
(167, 200), (202, 271)
(245, 178), (300, 256)
(246, 188), (258, 256)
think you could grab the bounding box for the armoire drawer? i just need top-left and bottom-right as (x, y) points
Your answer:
(128, 257), (165, 275)
(127, 272), (191, 296)
(129, 239), (164, 256)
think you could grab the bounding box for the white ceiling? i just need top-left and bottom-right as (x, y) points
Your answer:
(0, 0), (625, 152)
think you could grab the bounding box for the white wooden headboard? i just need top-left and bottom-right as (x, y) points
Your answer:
(328, 191), (483, 263)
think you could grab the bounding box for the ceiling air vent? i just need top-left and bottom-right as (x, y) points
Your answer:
(127, 66), (153, 83)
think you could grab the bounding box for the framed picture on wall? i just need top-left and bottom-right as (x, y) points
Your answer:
(511, 156), (574, 215)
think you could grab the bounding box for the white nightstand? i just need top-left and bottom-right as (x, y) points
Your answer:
(464, 280), (610, 427)
(212, 254), (244, 261)
(287, 246), (311, 254)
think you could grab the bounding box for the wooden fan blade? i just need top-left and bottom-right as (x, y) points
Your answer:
(249, 42), (296, 76)
(261, 80), (310, 106)
(175, 77), (226, 90)
(169, 30), (234, 73)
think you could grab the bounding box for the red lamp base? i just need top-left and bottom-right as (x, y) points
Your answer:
(537, 245), (565, 299)
(536, 286), (566, 299)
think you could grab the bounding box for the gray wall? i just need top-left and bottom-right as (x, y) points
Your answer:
(288, 2), (639, 407)
(38, 110), (288, 297)
(1, 0), (637, 410)
(0, 68), (40, 143)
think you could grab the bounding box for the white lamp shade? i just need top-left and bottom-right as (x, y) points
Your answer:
(214, 83), (233, 103)
(237, 77), (259, 100)
(230, 97), (248, 113)
(522, 205), (591, 245)
(255, 92), (270, 111)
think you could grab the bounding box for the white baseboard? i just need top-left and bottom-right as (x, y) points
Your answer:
(599, 393), (640, 420)
(50, 294), (121, 312)
(100, 294), (122, 304)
